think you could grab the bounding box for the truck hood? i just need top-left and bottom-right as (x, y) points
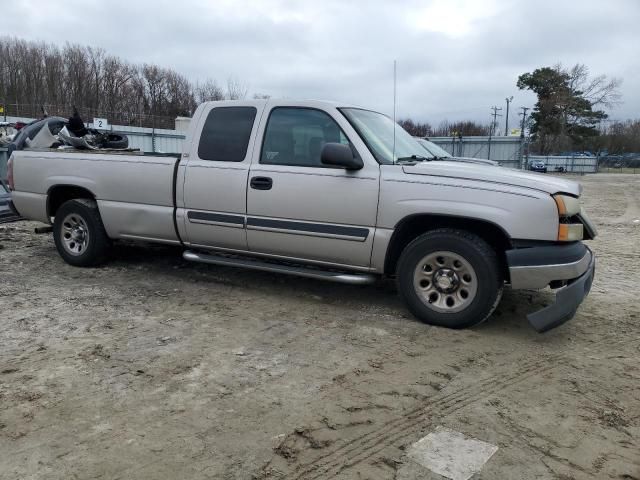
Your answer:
(402, 161), (582, 196)
(447, 156), (499, 166)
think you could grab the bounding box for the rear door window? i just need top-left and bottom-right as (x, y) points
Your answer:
(198, 107), (257, 162)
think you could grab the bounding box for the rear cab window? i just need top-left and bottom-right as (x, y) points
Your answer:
(197, 107), (257, 161)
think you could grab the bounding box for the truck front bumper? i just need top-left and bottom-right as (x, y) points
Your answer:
(506, 243), (595, 333)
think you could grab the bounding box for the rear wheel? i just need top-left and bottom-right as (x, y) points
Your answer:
(53, 199), (110, 266)
(397, 229), (503, 329)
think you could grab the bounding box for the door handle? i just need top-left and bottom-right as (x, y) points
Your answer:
(250, 176), (273, 190)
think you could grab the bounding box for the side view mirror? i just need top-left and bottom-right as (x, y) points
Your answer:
(320, 143), (363, 170)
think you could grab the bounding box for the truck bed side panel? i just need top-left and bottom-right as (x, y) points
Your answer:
(12, 151), (180, 243)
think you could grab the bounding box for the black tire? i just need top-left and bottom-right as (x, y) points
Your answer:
(101, 134), (128, 149)
(397, 228), (503, 329)
(53, 199), (110, 267)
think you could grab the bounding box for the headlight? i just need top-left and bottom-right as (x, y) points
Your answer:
(558, 223), (584, 241)
(553, 194), (581, 217)
(553, 194), (583, 241)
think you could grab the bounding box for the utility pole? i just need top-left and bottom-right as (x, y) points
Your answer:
(488, 106), (502, 160)
(504, 96), (513, 136)
(518, 106), (530, 170)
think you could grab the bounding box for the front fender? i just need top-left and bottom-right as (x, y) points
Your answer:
(378, 174), (559, 241)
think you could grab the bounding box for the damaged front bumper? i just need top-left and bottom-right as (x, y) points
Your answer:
(507, 243), (595, 333)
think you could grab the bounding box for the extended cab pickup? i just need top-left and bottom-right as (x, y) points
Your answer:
(8, 99), (597, 332)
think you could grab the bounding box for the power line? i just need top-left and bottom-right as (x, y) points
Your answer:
(490, 106), (503, 135)
(518, 106), (530, 136)
(518, 106), (530, 169)
(487, 106), (502, 160)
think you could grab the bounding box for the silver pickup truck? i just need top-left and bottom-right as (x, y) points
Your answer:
(8, 99), (597, 332)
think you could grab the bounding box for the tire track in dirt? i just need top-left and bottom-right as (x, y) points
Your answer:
(295, 356), (557, 479)
(273, 334), (637, 479)
(601, 183), (640, 225)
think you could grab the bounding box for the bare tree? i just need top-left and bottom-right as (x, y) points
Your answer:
(0, 36), (250, 127)
(226, 76), (248, 100)
(165, 70), (196, 116)
(101, 56), (135, 121)
(432, 120), (490, 137)
(194, 79), (225, 103)
(566, 63), (622, 109)
(398, 118), (432, 137)
(86, 46), (105, 114)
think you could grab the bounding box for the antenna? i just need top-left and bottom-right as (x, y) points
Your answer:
(393, 60), (397, 163)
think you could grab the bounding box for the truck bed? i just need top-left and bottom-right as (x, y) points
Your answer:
(11, 149), (182, 244)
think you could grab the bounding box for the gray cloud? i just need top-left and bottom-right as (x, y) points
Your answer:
(5, 0), (639, 124)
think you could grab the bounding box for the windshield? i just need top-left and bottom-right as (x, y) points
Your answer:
(340, 108), (430, 165)
(416, 139), (452, 158)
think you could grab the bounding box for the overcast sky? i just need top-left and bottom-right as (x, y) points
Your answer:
(5, 0), (639, 126)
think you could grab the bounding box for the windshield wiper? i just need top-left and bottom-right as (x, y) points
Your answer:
(396, 155), (433, 164)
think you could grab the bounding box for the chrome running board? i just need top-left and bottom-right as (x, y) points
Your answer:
(183, 250), (377, 285)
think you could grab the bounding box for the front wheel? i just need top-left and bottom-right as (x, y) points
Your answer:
(397, 229), (503, 329)
(53, 199), (110, 267)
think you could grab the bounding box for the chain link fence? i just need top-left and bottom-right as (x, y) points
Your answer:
(596, 155), (640, 174)
(1, 103), (177, 130)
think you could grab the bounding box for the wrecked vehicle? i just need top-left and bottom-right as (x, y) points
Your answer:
(0, 179), (21, 224)
(7, 112), (128, 154)
(8, 116), (68, 153)
(7, 99), (597, 332)
(0, 122), (17, 146)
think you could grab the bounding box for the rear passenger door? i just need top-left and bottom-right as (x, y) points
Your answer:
(246, 104), (380, 268)
(182, 102), (264, 250)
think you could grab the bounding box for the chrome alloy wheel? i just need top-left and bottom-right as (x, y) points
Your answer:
(413, 251), (478, 313)
(60, 213), (90, 256)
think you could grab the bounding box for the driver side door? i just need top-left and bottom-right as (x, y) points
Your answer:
(246, 104), (380, 269)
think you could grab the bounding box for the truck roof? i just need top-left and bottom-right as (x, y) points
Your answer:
(198, 98), (367, 110)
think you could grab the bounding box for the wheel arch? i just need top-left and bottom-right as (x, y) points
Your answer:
(47, 184), (97, 219)
(384, 213), (512, 278)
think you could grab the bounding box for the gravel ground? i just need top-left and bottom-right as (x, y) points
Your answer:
(0, 173), (638, 480)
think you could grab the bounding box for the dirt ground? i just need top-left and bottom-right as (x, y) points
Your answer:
(0, 173), (638, 480)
